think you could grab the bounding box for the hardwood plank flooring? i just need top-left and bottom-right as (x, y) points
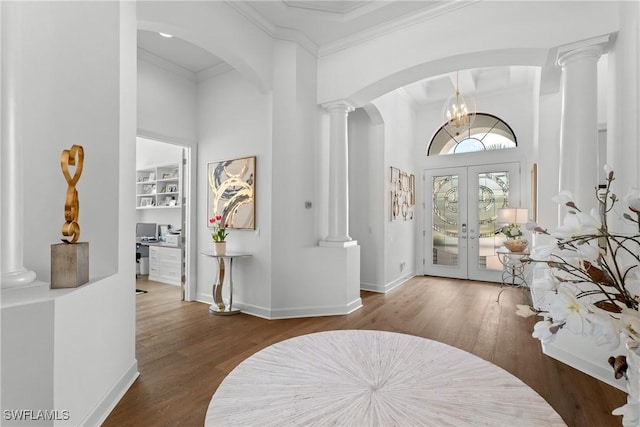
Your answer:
(104, 276), (626, 427)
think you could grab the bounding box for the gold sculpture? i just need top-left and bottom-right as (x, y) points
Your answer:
(60, 145), (84, 243)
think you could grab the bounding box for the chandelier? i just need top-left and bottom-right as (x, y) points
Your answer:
(441, 70), (476, 136)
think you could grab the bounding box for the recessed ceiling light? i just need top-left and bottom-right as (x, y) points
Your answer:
(159, 32), (173, 38)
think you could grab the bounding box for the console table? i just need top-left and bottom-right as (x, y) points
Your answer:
(200, 252), (251, 315)
(496, 246), (529, 302)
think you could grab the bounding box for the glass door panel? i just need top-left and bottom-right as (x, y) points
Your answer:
(425, 168), (468, 279)
(425, 163), (520, 283)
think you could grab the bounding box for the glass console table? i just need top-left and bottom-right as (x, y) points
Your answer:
(200, 252), (252, 315)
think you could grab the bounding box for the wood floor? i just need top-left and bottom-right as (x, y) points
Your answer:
(104, 276), (626, 427)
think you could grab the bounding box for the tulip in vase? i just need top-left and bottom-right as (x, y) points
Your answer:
(209, 215), (228, 255)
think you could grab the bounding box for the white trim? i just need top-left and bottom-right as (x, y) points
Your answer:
(541, 340), (625, 392)
(268, 298), (362, 319)
(196, 296), (363, 320)
(226, 1), (318, 56)
(197, 62), (234, 82)
(361, 273), (414, 293)
(81, 361), (139, 427)
(319, 1), (480, 57)
(137, 47), (196, 82)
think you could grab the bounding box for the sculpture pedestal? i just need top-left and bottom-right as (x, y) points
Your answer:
(51, 242), (89, 288)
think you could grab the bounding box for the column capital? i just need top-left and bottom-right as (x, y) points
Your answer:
(556, 34), (611, 67)
(321, 99), (356, 113)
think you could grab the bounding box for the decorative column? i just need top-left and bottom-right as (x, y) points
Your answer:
(1, 2), (37, 288)
(320, 100), (357, 247)
(556, 35), (609, 217)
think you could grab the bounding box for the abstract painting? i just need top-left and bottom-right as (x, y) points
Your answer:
(207, 156), (256, 229)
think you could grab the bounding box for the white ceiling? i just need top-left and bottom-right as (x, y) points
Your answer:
(137, 30), (224, 74)
(137, 1), (538, 107)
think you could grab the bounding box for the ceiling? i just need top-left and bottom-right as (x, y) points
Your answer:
(137, 1), (538, 107)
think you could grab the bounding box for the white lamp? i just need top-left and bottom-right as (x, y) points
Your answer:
(498, 207), (529, 225)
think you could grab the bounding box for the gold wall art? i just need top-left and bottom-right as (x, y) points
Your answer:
(60, 144), (84, 243)
(390, 166), (415, 221)
(208, 156), (256, 229)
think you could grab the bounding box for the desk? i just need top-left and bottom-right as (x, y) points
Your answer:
(138, 241), (183, 286)
(201, 252), (251, 315)
(205, 330), (565, 426)
(496, 246), (529, 302)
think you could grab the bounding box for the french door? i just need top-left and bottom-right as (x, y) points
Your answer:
(424, 163), (521, 282)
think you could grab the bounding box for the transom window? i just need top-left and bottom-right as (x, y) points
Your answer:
(428, 113), (517, 155)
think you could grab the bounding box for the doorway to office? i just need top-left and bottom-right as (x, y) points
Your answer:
(135, 136), (194, 301)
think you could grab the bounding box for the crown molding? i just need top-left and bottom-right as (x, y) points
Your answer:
(282, 1), (391, 23)
(319, 1), (480, 57)
(225, 1), (318, 56)
(137, 47), (196, 82)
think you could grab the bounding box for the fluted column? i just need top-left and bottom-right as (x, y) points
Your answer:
(1, 2), (37, 288)
(556, 36), (609, 217)
(320, 101), (357, 247)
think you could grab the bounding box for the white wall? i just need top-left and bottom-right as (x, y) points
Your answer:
(19, 1), (121, 281)
(349, 108), (385, 289)
(371, 92), (417, 288)
(318, 1), (620, 105)
(137, 1), (273, 93)
(137, 59), (197, 144)
(195, 40), (361, 318)
(1, 2), (137, 425)
(196, 69), (273, 313)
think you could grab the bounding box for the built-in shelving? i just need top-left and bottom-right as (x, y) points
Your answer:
(136, 164), (181, 209)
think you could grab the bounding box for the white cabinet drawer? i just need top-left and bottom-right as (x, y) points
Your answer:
(148, 245), (183, 285)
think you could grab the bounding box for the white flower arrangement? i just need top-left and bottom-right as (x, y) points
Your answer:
(516, 166), (640, 423)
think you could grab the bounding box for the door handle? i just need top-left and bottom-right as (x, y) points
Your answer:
(469, 228), (475, 239)
(461, 223), (467, 239)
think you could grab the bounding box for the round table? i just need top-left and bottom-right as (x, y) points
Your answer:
(205, 330), (565, 426)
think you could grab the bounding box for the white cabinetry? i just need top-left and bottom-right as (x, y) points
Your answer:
(149, 245), (183, 286)
(136, 163), (181, 209)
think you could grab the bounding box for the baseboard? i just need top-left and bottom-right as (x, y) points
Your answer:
(542, 340), (626, 392)
(268, 297), (362, 319)
(197, 295), (363, 320)
(81, 360), (139, 426)
(361, 273), (415, 293)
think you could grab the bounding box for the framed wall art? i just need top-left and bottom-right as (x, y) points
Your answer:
(389, 166), (415, 221)
(207, 156), (256, 229)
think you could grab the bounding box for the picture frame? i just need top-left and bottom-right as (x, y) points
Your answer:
(162, 173), (172, 179)
(207, 156), (256, 230)
(142, 184), (155, 194)
(140, 197), (154, 207)
(166, 184), (178, 193)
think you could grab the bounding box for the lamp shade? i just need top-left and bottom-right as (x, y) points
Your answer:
(498, 208), (529, 224)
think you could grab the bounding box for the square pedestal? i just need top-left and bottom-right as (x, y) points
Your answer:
(51, 242), (89, 288)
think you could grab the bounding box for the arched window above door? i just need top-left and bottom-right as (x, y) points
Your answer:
(427, 113), (517, 155)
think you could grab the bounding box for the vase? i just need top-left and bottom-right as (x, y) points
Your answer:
(613, 341), (640, 426)
(213, 241), (226, 256)
(504, 239), (528, 253)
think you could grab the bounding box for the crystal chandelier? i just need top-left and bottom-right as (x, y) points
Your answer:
(441, 70), (476, 136)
